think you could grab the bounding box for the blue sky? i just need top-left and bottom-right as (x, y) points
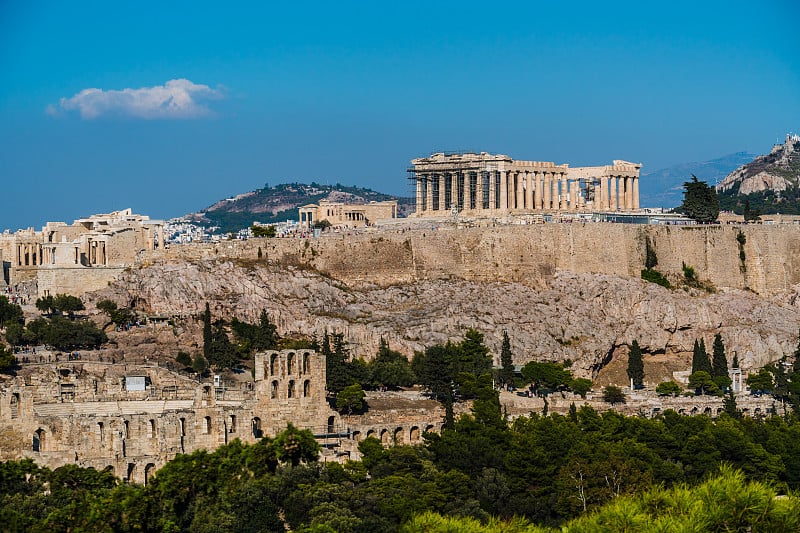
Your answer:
(1, 0), (798, 230)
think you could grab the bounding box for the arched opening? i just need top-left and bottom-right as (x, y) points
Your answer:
(10, 393), (19, 419)
(144, 463), (156, 486)
(424, 424), (435, 434)
(104, 465), (114, 476)
(148, 419), (156, 439)
(394, 427), (404, 445)
(287, 353), (295, 374)
(229, 415), (236, 433)
(380, 429), (389, 445)
(33, 429), (45, 452)
(252, 417), (262, 439)
(303, 380), (311, 398)
(179, 418), (186, 453)
(204, 416), (211, 434)
(98, 422), (105, 445)
(366, 429), (376, 439)
(352, 430), (362, 442)
(690, 407), (699, 415)
(270, 354), (278, 375)
(327, 416), (335, 434)
(287, 380), (295, 398)
(303, 353), (310, 374)
(703, 407), (712, 415)
(203, 385), (212, 400)
(678, 408), (686, 415)
(409, 426), (420, 442)
(127, 463), (136, 483)
(123, 420), (130, 439)
(271, 380), (278, 399)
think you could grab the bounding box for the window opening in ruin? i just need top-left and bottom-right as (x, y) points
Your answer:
(179, 418), (186, 436)
(444, 175), (452, 210)
(229, 415), (236, 433)
(123, 420), (130, 439)
(410, 426), (420, 442)
(148, 419), (156, 439)
(366, 429), (376, 439)
(98, 422), (105, 444)
(122, 439), (126, 458)
(270, 354), (277, 375)
(303, 380), (310, 398)
(287, 353), (295, 374)
(425, 424), (434, 434)
(252, 417), (262, 438)
(127, 463), (135, 482)
(32, 429), (45, 452)
(469, 172), (477, 209)
(380, 429), (389, 444)
(144, 463), (155, 486)
(10, 393), (19, 419)
(271, 380), (278, 399)
(352, 431), (361, 442)
(327, 416), (335, 434)
(288, 380), (295, 398)
(204, 416), (211, 434)
(303, 353), (310, 373)
(60, 383), (75, 401)
(394, 427), (404, 445)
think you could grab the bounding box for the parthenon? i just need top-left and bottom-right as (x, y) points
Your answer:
(408, 152), (641, 216)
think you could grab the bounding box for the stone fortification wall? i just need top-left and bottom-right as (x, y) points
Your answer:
(36, 267), (125, 297)
(148, 224), (800, 294)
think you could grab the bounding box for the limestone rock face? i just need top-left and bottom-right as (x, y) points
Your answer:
(90, 258), (800, 379)
(717, 135), (800, 195)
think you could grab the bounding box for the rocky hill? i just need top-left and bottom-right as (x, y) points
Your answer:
(185, 182), (414, 232)
(640, 152), (755, 208)
(717, 134), (800, 214)
(88, 223), (800, 387)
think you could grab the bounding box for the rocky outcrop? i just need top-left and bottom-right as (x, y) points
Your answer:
(717, 134), (800, 197)
(90, 255), (800, 379)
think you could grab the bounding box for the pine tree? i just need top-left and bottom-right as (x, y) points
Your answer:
(627, 340), (644, 389)
(498, 331), (515, 390)
(202, 302), (212, 358)
(679, 175), (720, 223)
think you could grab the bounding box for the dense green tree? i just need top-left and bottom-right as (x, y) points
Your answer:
(326, 331), (353, 395)
(250, 224), (276, 238)
(458, 329), (492, 377)
(271, 423), (321, 466)
(602, 385), (625, 404)
(498, 331), (515, 390)
(336, 383), (366, 415)
(689, 370), (721, 395)
(231, 310), (279, 353)
(23, 315), (107, 350)
(35, 295), (55, 315)
(53, 294), (84, 318)
(711, 333), (731, 389)
(678, 174), (720, 223)
(0, 344), (16, 373)
(644, 236), (658, 270)
(521, 361), (573, 395)
(746, 367), (774, 394)
(569, 378), (592, 399)
(96, 299), (134, 326)
(175, 351), (192, 368)
(743, 199), (761, 222)
(656, 381), (682, 396)
(369, 338), (415, 389)
(627, 340), (644, 389)
(413, 343), (458, 428)
(0, 296), (23, 327)
(691, 338), (712, 375)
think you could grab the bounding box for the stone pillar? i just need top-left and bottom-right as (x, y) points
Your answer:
(536, 172), (543, 210)
(633, 177), (640, 210)
(610, 176), (618, 211)
(438, 175), (446, 212)
(569, 178), (577, 210)
(488, 171), (496, 210)
(543, 172), (551, 210)
(425, 175), (434, 212)
(525, 171), (533, 210)
(476, 171), (484, 211)
(499, 170), (508, 211)
(560, 173), (568, 210)
(415, 177), (423, 214)
(463, 171), (471, 210)
(551, 173), (559, 210)
(514, 172), (522, 210)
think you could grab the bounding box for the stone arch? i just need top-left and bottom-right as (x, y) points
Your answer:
(10, 393), (19, 419)
(424, 424), (435, 434)
(716, 408), (724, 415)
(678, 408), (686, 415)
(270, 353), (278, 375)
(271, 380), (278, 399)
(690, 407), (699, 415)
(650, 408), (661, 417)
(380, 429), (389, 445)
(229, 415), (237, 433)
(394, 427), (404, 445)
(287, 353), (295, 374)
(303, 352), (311, 374)
(352, 430), (362, 442)
(127, 463), (136, 482)
(303, 380), (311, 398)
(741, 407), (750, 416)
(33, 428), (46, 452)
(252, 417), (262, 439)
(288, 380), (295, 399)
(366, 429), (376, 439)
(144, 463), (156, 486)
(409, 426), (420, 442)
(703, 407), (712, 415)
(148, 419), (156, 439)
(204, 416), (211, 434)
(327, 416), (335, 434)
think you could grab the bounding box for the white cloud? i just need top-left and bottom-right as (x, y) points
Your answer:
(52, 79), (223, 119)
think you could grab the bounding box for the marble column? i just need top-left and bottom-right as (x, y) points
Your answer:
(525, 171), (534, 210)
(560, 174), (568, 210)
(514, 172), (522, 210)
(476, 171), (484, 210)
(488, 171), (496, 210)
(499, 170), (508, 211)
(450, 173), (458, 210)
(415, 177), (423, 213)
(543, 172), (551, 210)
(610, 176), (618, 211)
(536, 172), (543, 210)
(551, 173), (559, 210)
(425, 175), (434, 211)
(633, 177), (640, 210)
(438, 175), (446, 212)
(569, 179), (577, 210)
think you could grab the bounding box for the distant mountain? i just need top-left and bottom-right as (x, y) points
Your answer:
(185, 182), (414, 233)
(639, 152), (756, 208)
(717, 134), (800, 215)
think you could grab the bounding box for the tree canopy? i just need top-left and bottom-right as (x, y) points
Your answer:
(678, 175), (720, 223)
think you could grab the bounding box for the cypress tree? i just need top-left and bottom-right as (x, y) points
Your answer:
(498, 331), (515, 390)
(202, 302), (212, 358)
(627, 340), (644, 389)
(692, 338), (712, 375)
(711, 334), (728, 378)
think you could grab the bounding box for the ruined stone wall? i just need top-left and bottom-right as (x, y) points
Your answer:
(36, 267), (125, 298)
(148, 224), (800, 295)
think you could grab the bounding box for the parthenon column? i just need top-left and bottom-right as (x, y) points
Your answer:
(488, 171), (496, 210)
(525, 171), (533, 210)
(569, 178), (577, 210)
(551, 173), (559, 210)
(543, 172), (551, 210)
(415, 178), (423, 214)
(514, 172), (523, 210)
(463, 172), (472, 210)
(536, 172), (543, 210)
(560, 174), (568, 210)
(476, 171), (484, 211)
(610, 176), (618, 211)
(450, 173), (458, 210)
(425, 175), (434, 212)
(633, 177), (640, 210)
(499, 170), (508, 211)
